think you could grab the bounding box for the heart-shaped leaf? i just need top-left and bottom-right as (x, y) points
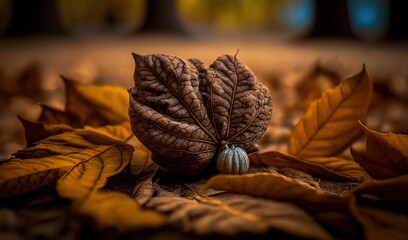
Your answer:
(129, 54), (273, 174)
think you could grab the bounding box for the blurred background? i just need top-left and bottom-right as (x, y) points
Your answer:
(0, 0), (407, 159)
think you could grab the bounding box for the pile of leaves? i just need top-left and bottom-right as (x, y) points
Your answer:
(0, 57), (407, 239)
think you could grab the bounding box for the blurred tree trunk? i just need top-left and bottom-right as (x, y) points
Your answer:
(307, 0), (355, 38)
(138, 0), (185, 34)
(4, 0), (66, 36)
(387, 0), (408, 40)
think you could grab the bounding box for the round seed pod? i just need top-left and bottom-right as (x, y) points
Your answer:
(216, 145), (250, 174)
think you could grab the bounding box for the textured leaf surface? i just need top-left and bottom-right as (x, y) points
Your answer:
(56, 144), (133, 200)
(0, 157), (76, 197)
(75, 190), (165, 232)
(146, 180), (331, 239)
(206, 173), (348, 212)
(250, 150), (366, 180)
(289, 66), (372, 158)
(351, 123), (408, 179)
(129, 53), (272, 174)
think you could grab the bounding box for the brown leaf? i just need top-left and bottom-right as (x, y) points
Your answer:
(146, 181), (331, 239)
(250, 150), (366, 181)
(18, 116), (72, 146)
(350, 175), (408, 210)
(350, 196), (408, 240)
(39, 77), (130, 128)
(289, 66), (372, 158)
(206, 173), (349, 212)
(351, 123), (408, 179)
(73, 190), (165, 232)
(129, 54), (273, 174)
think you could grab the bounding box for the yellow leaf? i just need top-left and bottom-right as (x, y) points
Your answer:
(63, 77), (129, 126)
(128, 136), (155, 176)
(56, 144), (133, 200)
(350, 196), (408, 240)
(351, 123), (408, 179)
(75, 190), (165, 232)
(76, 122), (133, 145)
(250, 150), (366, 181)
(206, 173), (348, 212)
(289, 66), (372, 158)
(0, 157), (77, 197)
(1, 128), (133, 198)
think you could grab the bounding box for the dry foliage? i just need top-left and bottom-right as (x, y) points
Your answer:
(0, 54), (407, 239)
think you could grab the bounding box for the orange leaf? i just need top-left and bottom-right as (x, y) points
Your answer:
(351, 123), (408, 179)
(289, 66), (372, 158)
(250, 150), (366, 181)
(206, 173), (349, 212)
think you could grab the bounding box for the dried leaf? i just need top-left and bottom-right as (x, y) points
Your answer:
(129, 54), (272, 174)
(353, 174), (408, 197)
(18, 116), (72, 146)
(39, 77), (130, 128)
(350, 175), (408, 211)
(128, 136), (155, 176)
(250, 150), (365, 181)
(0, 157), (76, 197)
(351, 123), (408, 179)
(206, 173), (348, 212)
(132, 170), (157, 205)
(0, 128), (133, 198)
(74, 190), (165, 232)
(147, 182), (331, 239)
(76, 123), (133, 144)
(350, 196), (408, 240)
(56, 144), (133, 200)
(289, 66), (372, 158)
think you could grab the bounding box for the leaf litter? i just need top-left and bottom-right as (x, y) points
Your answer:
(0, 53), (407, 239)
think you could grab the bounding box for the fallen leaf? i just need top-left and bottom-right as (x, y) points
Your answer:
(74, 190), (165, 232)
(18, 116), (72, 146)
(39, 77), (130, 128)
(350, 196), (408, 240)
(38, 104), (71, 126)
(76, 123), (133, 144)
(0, 157), (76, 197)
(128, 136), (155, 176)
(206, 173), (348, 212)
(350, 175), (408, 211)
(146, 181), (331, 239)
(289, 66), (372, 158)
(352, 174), (408, 197)
(129, 53), (272, 174)
(0, 129), (133, 197)
(351, 123), (408, 179)
(56, 144), (133, 200)
(250, 150), (366, 181)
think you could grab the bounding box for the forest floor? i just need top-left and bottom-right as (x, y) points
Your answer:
(1, 34), (407, 158)
(0, 34), (408, 240)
